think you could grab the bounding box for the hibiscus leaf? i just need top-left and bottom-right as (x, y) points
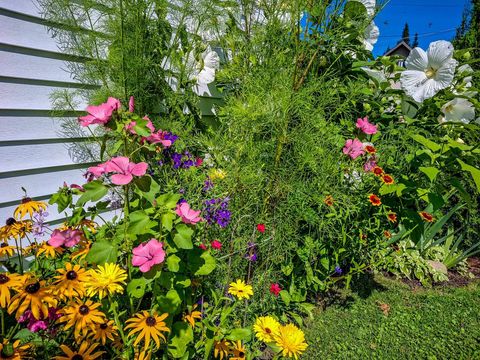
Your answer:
(126, 278), (147, 298)
(162, 212), (176, 232)
(344, 1), (367, 20)
(173, 224), (194, 249)
(226, 328), (251, 341)
(188, 251), (216, 276)
(127, 210), (157, 235)
(77, 180), (108, 207)
(410, 134), (441, 152)
(419, 166), (440, 182)
(457, 159), (480, 192)
(166, 254), (181, 272)
(85, 241), (118, 265)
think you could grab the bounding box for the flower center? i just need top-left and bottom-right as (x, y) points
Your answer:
(21, 197), (32, 204)
(71, 355), (84, 360)
(5, 218), (16, 226)
(239, 351), (245, 358)
(26, 282), (40, 294)
(100, 323), (108, 330)
(425, 68), (437, 79)
(79, 305), (90, 315)
(66, 271), (78, 280)
(445, 104), (454, 113)
(265, 328), (272, 334)
(1, 243), (8, 248)
(0, 274), (9, 284)
(146, 316), (156, 326)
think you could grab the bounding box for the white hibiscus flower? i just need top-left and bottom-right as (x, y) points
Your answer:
(194, 50), (220, 85)
(363, 21), (379, 51)
(439, 98), (475, 124)
(400, 40), (458, 103)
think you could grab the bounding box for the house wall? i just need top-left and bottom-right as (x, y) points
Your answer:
(0, 0), (222, 227)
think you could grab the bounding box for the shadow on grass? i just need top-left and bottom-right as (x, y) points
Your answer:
(350, 271), (388, 299)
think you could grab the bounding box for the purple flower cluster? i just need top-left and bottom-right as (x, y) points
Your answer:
(172, 151), (195, 169)
(163, 132), (178, 145)
(203, 197), (231, 228)
(203, 178), (214, 192)
(32, 210), (48, 239)
(245, 242), (257, 262)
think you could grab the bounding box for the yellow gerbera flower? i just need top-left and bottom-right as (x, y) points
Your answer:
(273, 323), (308, 359)
(54, 342), (104, 360)
(0, 243), (15, 258)
(14, 197), (47, 220)
(84, 263), (127, 299)
(36, 241), (64, 259)
(0, 273), (24, 308)
(59, 299), (106, 339)
(213, 339), (230, 360)
(228, 279), (253, 300)
(0, 339), (30, 360)
(90, 319), (118, 345)
(183, 304), (202, 328)
(7, 277), (56, 320)
(53, 263), (88, 300)
(231, 340), (246, 360)
(254, 316), (280, 343)
(125, 311), (170, 349)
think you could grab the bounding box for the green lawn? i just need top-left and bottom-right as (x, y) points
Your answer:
(304, 275), (480, 360)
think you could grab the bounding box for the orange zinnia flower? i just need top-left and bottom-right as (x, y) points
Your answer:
(384, 230), (392, 239)
(364, 145), (376, 154)
(372, 166), (384, 176)
(324, 195), (334, 207)
(419, 212), (434, 222)
(387, 213), (397, 223)
(381, 174), (394, 185)
(368, 194), (382, 206)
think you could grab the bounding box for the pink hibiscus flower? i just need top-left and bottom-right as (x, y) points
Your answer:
(132, 239), (165, 273)
(270, 283), (282, 296)
(48, 229), (82, 248)
(129, 96), (135, 112)
(86, 161), (109, 179)
(104, 156), (148, 185)
(211, 240), (222, 250)
(175, 202), (202, 224)
(78, 97), (121, 127)
(343, 139), (365, 159)
(356, 117), (378, 135)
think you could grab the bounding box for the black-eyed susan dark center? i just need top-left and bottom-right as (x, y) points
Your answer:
(100, 323), (108, 330)
(1, 243), (7, 248)
(71, 355), (83, 360)
(21, 197), (32, 204)
(5, 218), (16, 226)
(79, 305), (90, 315)
(66, 270), (78, 280)
(146, 316), (156, 326)
(265, 328), (272, 334)
(26, 282), (40, 294)
(0, 274), (9, 284)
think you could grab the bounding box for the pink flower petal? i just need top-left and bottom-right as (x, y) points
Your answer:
(111, 173), (133, 185)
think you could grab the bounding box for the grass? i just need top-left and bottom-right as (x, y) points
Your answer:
(303, 274), (480, 360)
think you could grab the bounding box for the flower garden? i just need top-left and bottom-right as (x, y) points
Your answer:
(0, 0), (479, 359)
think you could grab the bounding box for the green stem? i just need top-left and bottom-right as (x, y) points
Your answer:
(109, 296), (127, 345)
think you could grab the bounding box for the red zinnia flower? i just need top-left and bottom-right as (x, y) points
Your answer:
(211, 240), (222, 250)
(368, 194), (382, 206)
(270, 283), (281, 296)
(324, 195), (334, 206)
(257, 224), (265, 233)
(372, 166), (384, 176)
(384, 230), (392, 239)
(365, 145), (376, 154)
(387, 212), (397, 223)
(381, 174), (394, 185)
(419, 212), (435, 222)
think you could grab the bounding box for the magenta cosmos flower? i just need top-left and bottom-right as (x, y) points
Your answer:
(356, 117), (378, 135)
(175, 202), (202, 224)
(132, 239), (166, 273)
(48, 229), (82, 248)
(129, 96), (135, 112)
(343, 139), (365, 159)
(104, 156), (148, 185)
(211, 240), (222, 250)
(78, 97), (121, 127)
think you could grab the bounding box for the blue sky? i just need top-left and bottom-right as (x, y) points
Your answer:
(373, 0), (469, 57)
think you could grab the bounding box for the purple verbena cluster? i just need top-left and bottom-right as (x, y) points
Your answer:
(203, 197), (231, 228)
(172, 151), (195, 169)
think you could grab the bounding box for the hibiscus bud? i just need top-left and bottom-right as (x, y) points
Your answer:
(462, 51), (471, 61)
(363, 103), (371, 112)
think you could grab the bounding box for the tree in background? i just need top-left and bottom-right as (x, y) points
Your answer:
(401, 22), (410, 45)
(454, 0), (480, 68)
(412, 32), (419, 47)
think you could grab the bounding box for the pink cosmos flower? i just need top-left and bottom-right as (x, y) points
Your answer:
(343, 139), (365, 159)
(175, 202), (202, 224)
(356, 117), (378, 135)
(270, 283), (281, 296)
(78, 97), (121, 127)
(104, 156), (148, 185)
(129, 96), (135, 112)
(86, 161), (109, 179)
(48, 229), (82, 248)
(211, 240), (222, 250)
(363, 157), (377, 172)
(132, 238), (165, 273)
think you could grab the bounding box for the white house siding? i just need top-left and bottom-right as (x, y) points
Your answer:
(0, 0), (223, 226)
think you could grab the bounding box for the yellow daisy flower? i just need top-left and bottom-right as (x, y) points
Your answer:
(7, 277), (56, 320)
(90, 319), (118, 345)
(54, 342), (104, 360)
(36, 241), (64, 259)
(0, 273), (24, 308)
(53, 263), (88, 300)
(0, 339), (30, 360)
(183, 304), (202, 328)
(14, 197), (47, 220)
(213, 340), (230, 360)
(84, 263), (127, 300)
(59, 299), (106, 339)
(0, 226), (9, 242)
(231, 340), (246, 360)
(273, 323), (308, 359)
(254, 316), (280, 343)
(228, 279), (253, 300)
(0, 243), (15, 258)
(125, 311), (170, 349)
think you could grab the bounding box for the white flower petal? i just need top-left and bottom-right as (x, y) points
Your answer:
(400, 70), (428, 102)
(442, 98), (475, 124)
(405, 48), (428, 71)
(433, 58), (458, 89)
(203, 51), (220, 70)
(427, 40), (454, 69)
(197, 67), (216, 84)
(364, 21), (379, 45)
